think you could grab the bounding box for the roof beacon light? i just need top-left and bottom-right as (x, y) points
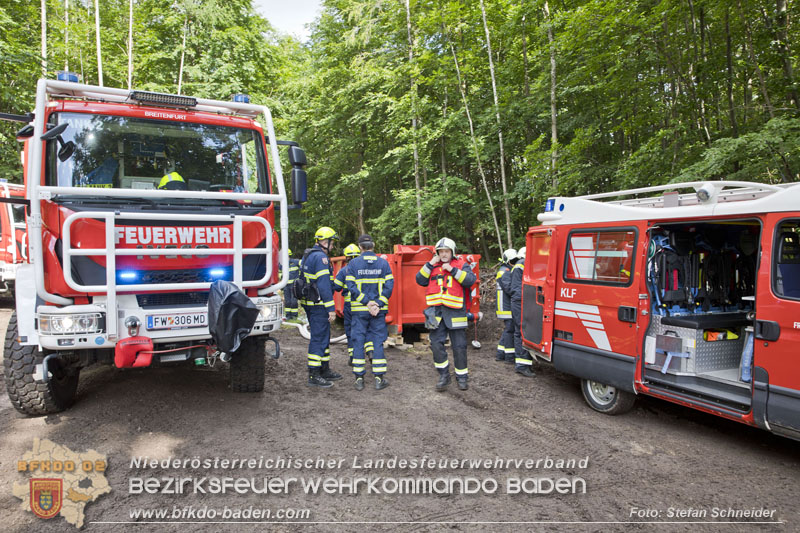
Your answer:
(696, 182), (717, 203)
(544, 198), (556, 212)
(129, 90), (197, 108)
(56, 71), (80, 83)
(232, 94), (250, 104)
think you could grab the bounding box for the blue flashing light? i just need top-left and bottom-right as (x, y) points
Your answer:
(118, 271), (138, 282)
(209, 268), (227, 279)
(544, 198), (555, 212)
(56, 71), (79, 83)
(559, 203), (565, 212)
(232, 94), (250, 103)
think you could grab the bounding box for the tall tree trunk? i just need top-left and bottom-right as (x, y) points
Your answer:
(737, 0), (775, 118)
(479, 0), (513, 249)
(93, 0), (103, 85)
(178, 17), (187, 94)
(405, 0), (424, 246)
(41, 0), (47, 76)
(64, 0), (69, 72)
(725, 8), (739, 136)
(127, 0), (134, 89)
(521, 11), (531, 144)
(543, 1), (558, 187)
(448, 40), (504, 252)
(776, 0), (800, 110)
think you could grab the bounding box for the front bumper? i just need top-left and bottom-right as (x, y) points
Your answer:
(35, 294), (283, 351)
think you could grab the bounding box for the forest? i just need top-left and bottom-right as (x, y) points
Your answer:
(1, 0), (798, 257)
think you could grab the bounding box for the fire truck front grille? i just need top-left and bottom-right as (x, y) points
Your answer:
(136, 292), (210, 309)
(136, 268), (218, 285)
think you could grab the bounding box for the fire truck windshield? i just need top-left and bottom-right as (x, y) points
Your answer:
(45, 112), (270, 207)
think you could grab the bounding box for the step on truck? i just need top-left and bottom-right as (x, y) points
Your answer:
(2, 74), (308, 415)
(521, 181), (800, 441)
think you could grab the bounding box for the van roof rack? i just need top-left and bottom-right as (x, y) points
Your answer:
(539, 181), (800, 225)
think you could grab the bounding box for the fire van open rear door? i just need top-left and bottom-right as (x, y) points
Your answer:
(521, 226), (557, 360)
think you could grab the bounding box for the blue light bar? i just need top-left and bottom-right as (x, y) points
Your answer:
(118, 271), (138, 282)
(545, 198), (555, 212)
(56, 71), (79, 83)
(232, 94), (250, 103)
(209, 268), (227, 278)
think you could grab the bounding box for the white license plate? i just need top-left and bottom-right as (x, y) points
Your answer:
(146, 312), (207, 331)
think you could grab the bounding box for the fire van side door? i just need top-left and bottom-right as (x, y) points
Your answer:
(754, 215), (800, 435)
(521, 226), (557, 360)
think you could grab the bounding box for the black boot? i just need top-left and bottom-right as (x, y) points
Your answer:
(375, 376), (390, 390)
(354, 376), (365, 391)
(516, 366), (536, 378)
(457, 378), (468, 391)
(435, 371), (451, 392)
(308, 371), (333, 388)
(496, 353), (505, 361)
(321, 363), (342, 381)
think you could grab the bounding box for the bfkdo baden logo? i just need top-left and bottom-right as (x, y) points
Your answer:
(30, 478), (63, 519)
(13, 438), (111, 528)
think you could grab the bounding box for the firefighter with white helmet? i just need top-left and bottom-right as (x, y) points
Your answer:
(499, 246), (534, 377)
(300, 226), (342, 387)
(416, 237), (477, 391)
(334, 243), (363, 365)
(495, 248), (518, 362)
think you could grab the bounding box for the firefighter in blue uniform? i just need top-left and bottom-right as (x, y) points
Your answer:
(301, 227), (343, 388)
(346, 235), (394, 391)
(416, 238), (477, 391)
(334, 243), (361, 365)
(282, 248), (301, 320)
(500, 246), (535, 377)
(495, 248), (517, 362)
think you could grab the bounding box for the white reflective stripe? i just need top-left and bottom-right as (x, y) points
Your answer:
(454, 367), (468, 375)
(515, 358), (533, 365)
(587, 329), (611, 351)
(555, 301), (600, 314)
(434, 361), (449, 369)
(582, 320), (605, 330)
(577, 312), (602, 322)
(555, 309), (578, 318)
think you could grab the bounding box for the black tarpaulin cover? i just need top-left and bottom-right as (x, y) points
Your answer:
(207, 280), (260, 353)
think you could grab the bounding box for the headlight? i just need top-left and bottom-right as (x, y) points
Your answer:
(256, 302), (282, 322)
(39, 313), (105, 335)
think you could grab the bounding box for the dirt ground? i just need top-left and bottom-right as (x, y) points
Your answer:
(0, 297), (798, 532)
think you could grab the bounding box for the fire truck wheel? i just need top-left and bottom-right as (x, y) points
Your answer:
(580, 379), (636, 415)
(3, 313), (80, 416)
(229, 336), (265, 393)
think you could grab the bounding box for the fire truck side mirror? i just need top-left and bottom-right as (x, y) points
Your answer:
(291, 167), (307, 204)
(288, 146), (307, 167)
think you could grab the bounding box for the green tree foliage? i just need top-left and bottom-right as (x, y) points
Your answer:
(1, 0), (799, 257)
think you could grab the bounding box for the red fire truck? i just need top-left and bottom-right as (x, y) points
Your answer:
(0, 181), (27, 293)
(522, 181), (800, 440)
(2, 75), (307, 415)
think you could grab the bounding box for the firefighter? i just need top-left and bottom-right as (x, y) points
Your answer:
(282, 248), (301, 321)
(158, 171), (187, 190)
(416, 238), (476, 391)
(333, 243), (361, 365)
(495, 248), (517, 362)
(500, 246), (535, 377)
(301, 226), (343, 388)
(346, 235), (394, 391)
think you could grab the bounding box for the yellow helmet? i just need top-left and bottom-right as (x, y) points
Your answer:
(287, 248), (293, 257)
(158, 171), (185, 190)
(314, 226), (339, 242)
(343, 243), (360, 257)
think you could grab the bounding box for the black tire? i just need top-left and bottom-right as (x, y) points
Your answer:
(580, 378), (636, 415)
(3, 312), (80, 416)
(229, 336), (265, 393)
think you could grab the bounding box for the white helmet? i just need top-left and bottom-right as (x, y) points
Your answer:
(516, 247), (527, 260)
(502, 248), (517, 263)
(435, 237), (456, 255)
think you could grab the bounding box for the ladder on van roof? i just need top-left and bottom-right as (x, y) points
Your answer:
(578, 181), (791, 208)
